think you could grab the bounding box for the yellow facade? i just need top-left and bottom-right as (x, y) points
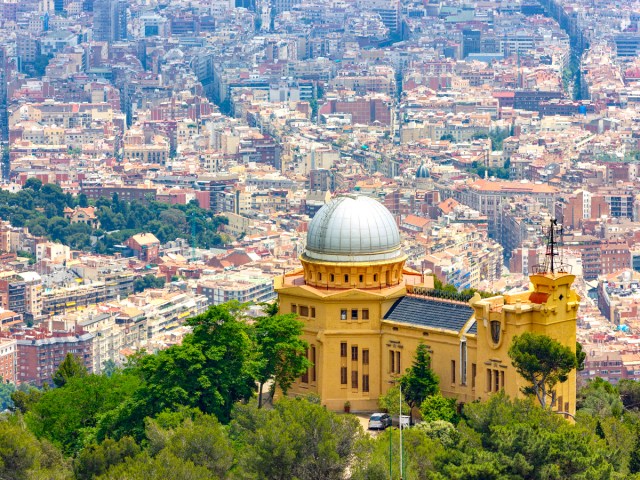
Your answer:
(275, 196), (579, 415)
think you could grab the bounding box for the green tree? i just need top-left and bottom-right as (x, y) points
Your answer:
(576, 341), (586, 371)
(378, 385), (409, 416)
(630, 430), (640, 474)
(414, 419), (460, 447)
(577, 377), (623, 418)
(0, 419), (70, 479)
(73, 437), (140, 480)
(420, 393), (459, 424)
(261, 300), (279, 317)
(133, 274), (165, 293)
(97, 303), (255, 441)
(26, 372), (139, 455)
(10, 384), (42, 413)
(619, 379), (640, 411)
(53, 353), (87, 388)
(400, 344), (439, 423)
(96, 451), (211, 480)
(102, 360), (118, 378)
(508, 332), (578, 409)
(162, 415), (233, 478)
(254, 313), (311, 407)
(0, 380), (16, 410)
(23, 177), (42, 191)
(231, 397), (362, 480)
(78, 193), (89, 208)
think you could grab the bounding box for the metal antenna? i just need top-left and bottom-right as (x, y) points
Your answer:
(534, 217), (570, 275)
(542, 218), (559, 273)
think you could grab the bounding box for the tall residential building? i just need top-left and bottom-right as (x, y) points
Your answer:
(0, 48), (8, 143)
(235, 0), (255, 9)
(93, 0), (127, 42)
(358, 0), (400, 32)
(0, 338), (16, 384)
(271, 0), (300, 14)
(13, 329), (94, 386)
(275, 196), (579, 417)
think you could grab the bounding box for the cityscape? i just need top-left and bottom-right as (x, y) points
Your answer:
(0, 0), (640, 478)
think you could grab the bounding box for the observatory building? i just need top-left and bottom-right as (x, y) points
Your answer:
(275, 195), (579, 414)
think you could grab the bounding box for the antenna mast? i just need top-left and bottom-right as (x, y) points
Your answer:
(533, 218), (571, 275)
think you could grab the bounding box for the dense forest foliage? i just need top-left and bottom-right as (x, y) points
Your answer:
(0, 179), (228, 252)
(1, 302), (639, 479)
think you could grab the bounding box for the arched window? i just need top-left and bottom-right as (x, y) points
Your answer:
(490, 321), (501, 344)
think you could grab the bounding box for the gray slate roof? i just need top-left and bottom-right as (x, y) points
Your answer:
(384, 296), (475, 333)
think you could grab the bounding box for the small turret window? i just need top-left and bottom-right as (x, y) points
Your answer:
(490, 321), (501, 344)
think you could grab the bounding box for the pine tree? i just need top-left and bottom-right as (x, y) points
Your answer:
(595, 420), (605, 440)
(400, 344), (439, 424)
(53, 353), (87, 388)
(629, 430), (640, 474)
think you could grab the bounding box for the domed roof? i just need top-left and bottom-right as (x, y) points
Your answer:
(304, 195), (404, 263)
(416, 161), (431, 179)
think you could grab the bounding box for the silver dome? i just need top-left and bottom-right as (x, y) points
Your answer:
(304, 195), (403, 263)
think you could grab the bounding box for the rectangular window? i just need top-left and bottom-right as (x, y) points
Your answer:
(302, 347), (309, 383)
(351, 370), (358, 389)
(351, 309), (358, 320)
(362, 349), (369, 365)
(299, 305), (309, 317)
(390, 350), (395, 373)
(500, 370), (505, 390)
(460, 341), (467, 386)
(487, 369), (492, 392)
(494, 369), (500, 392)
(344, 274), (349, 283)
(395, 351), (401, 374)
(291, 304), (297, 314)
(359, 274), (363, 282)
(310, 307), (316, 318)
(340, 309), (347, 320)
(362, 309), (369, 320)
(340, 366), (347, 385)
(451, 360), (456, 384)
(340, 342), (347, 357)
(311, 346), (316, 382)
(318, 273), (322, 281)
(471, 363), (477, 389)
(351, 346), (358, 361)
(363, 374), (369, 392)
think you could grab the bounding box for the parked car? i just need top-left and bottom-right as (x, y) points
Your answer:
(368, 413), (392, 430)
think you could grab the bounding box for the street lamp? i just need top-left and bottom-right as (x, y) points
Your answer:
(399, 381), (404, 480)
(388, 379), (404, 480)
